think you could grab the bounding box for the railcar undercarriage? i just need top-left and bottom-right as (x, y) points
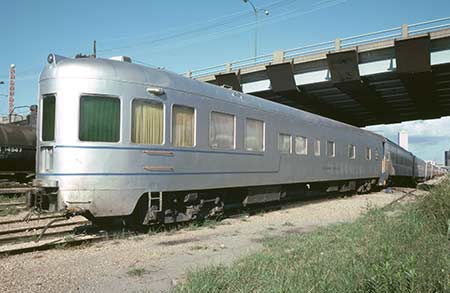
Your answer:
(127, 178), (379, 226)
(27, 178), (379, 226)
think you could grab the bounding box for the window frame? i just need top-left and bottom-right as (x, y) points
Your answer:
(209, 110), (236, 150)
(130, 98), (165, 145)
(244, 117), (265, 152)
(314, 138), (321, 156)
(278, 133), (292, 154)
(326, 140), (336, 158)
(348, 144), (356, 159)
(170, 104), (196, 148)
(41, 94), (56, 142)
(295, 135), (308, 155)
(78, 94), (122, 143)
(365, 147), (372, 160)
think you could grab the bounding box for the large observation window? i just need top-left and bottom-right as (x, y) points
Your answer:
(132, 100), (164, 145)
(172, 105), (195, 147)
(79, 95), (120, 142)
(42, 95), (56, 141)
(209, 111), (235, 149)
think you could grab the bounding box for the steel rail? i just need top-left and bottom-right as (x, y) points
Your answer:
(0, 201), (26, 208)
(0, 235), (106, 256)
(0, 220), (88, 236)
(0, 231), (138, 256)
(0, 228), (76, 245)
(0, 214), (64, 226)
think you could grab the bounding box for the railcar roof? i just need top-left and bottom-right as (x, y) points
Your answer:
(40, 55), (382, 138)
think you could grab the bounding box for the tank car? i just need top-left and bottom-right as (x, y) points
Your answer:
(30, 54), (426, 224)
(0, 124), (36, 181)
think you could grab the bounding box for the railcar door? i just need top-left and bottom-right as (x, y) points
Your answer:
(381, 141), (389, 185)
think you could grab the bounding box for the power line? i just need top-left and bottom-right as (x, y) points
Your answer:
(98, 0), (299, 53)
(0, 0), (350, 84)
(108, 0), (349, 56)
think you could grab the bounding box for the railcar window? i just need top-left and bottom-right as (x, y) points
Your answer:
(278, 134), (292, 154)
(314, 139), (320, 156)
(42, 95), (56, 141)
(131, 100), (163, 145)
(209, 111), (235, 149)
(172, 105), (195, 147)
(245, 118), (264, 152)
(295, 136), (308, 155)
(366, 147), (372, 160)
(326, 141), (335, 157)
(348, 144), (356, 159)
(79, 95), (120, 142)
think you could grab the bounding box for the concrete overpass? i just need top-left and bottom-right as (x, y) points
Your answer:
(187, 17), (450, 127)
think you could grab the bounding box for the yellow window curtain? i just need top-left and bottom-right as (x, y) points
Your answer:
(172, 105), (194, 147)
(132, 100), (163, 145)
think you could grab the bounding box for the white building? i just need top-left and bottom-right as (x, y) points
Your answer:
(398, 130), (408, 151)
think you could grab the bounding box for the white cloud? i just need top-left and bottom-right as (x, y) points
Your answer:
(365, 116), (450, 138)
(364, 116), (450, 164)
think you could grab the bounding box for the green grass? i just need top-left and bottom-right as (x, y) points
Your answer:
(176, 178), (450, 293)
(0, 206), (21, 217)
(0, 195), (25, 216)
(186, 218), (222, 231)
(127, 268), (147, 277)
(0, 195), (25, 203)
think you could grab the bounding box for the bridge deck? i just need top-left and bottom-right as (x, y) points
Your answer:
(188, 18), (450, 127)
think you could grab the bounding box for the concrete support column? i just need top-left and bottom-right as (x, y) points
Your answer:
(272, 50), (285, 64)
(402, 24), (409, 39)
(225, 63), (232, 73)
(335, 38), (341, 52)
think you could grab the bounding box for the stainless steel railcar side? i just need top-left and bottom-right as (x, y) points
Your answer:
(32, 54), (392, 223)
(414, 156), (427, 180)
(384, 140), (415, 178)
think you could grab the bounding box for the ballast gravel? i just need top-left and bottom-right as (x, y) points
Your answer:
(0, 187), (429, 293)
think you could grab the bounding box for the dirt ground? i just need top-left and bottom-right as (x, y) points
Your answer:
(0, 187), (426, 293)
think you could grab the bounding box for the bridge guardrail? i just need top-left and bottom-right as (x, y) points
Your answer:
(186, 16), (450, 78)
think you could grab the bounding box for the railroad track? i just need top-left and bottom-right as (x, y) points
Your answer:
(0, 185), (430, 257)
(0, 212), (94, 256)
(0, 228), (138, 256)
(0, 214), (64, 226)
(0, 201), (26, 208)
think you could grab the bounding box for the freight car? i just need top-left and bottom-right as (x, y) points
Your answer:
(0, 124), (36, 182)
(30, 54), (432, 224)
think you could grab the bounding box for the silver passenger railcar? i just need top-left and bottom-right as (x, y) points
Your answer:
(30, 54), (424, 224)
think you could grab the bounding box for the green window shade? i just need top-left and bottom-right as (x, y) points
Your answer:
(42, 95), (56, 141)
(79, 96), (120, 142)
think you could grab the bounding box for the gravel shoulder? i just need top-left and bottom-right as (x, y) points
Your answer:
(0, 188), (427, 293)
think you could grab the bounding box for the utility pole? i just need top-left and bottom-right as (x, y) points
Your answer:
(9, 64), (15, 123)
(242, 0), (269, 62)
(93, 40), (97, 58)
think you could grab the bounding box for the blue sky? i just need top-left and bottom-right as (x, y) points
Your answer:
(1, 0), (449, 162)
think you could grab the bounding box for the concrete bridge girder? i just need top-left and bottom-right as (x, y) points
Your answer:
(201, 28), (450, 127)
